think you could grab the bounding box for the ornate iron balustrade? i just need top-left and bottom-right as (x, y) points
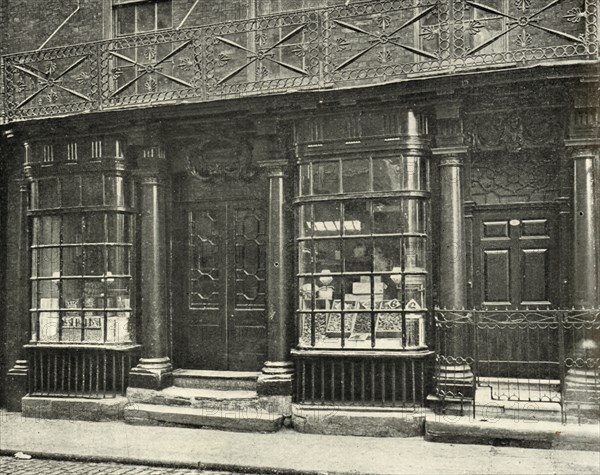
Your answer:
(1, 0), (598, 123)
(434, 308), (600, 422)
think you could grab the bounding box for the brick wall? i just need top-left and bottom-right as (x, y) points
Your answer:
(2, 0), (340, 55)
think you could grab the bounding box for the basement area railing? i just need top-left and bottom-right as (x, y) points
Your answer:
(292, 350), (434, 407)
(27, 345), (140, 398)
(1, 0), (598, 123)
(434, 308), (600, 422)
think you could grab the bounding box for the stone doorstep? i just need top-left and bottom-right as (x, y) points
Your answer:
(124, 403), (284, 433)
(21, 396), (130, 422)
(425, 416), (600, 452)
(172, 369), (259, 391)
(291, 404), (432, 437)
(126, 387), (291, 412)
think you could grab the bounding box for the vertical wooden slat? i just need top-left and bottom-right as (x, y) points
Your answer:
(102, 351), (107, 398)
(310, 360), (316, 404)
(301, 360), (306, 403)
(381, 360), (386, 405)
(341, 359), (345, 404)
(402, 360), (407, 406)
(33, 350), (38, 394)
(120, 354), (126, 395)
(411, 360), (416, 405)
(112, 352), (116, 396)
(44, 351), (49, 395)
(82, 352), (86, 397)
(75, 352), (79, 395)
(350, 361), (355, 404)
(67, 352), (72, 396)
(96, 351), (100, 397)
(320, 360), (325, 404)
(420, 360), (425, 407)
(61, 351), (66, 393)
(361, 360), (365, 403)
(370, 360), (375, 404)
(295, 360), (300, 403)
(53, 352), (58, 393)
(391, 360), (397, 407)
(330, 360), (335, 402)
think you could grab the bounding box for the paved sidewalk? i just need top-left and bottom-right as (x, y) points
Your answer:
(1, 411), (599, 475)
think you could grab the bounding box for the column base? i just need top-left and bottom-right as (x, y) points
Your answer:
(6, 360), (29, 412)
(257, 361), (294, 396)
(435, 363), (475, 399)
(129, 357), (173, 390)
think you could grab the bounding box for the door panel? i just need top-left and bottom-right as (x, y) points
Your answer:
(174, 200), (267, 371)
(474, 208), (558, 308)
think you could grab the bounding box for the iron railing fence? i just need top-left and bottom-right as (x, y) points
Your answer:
(293, 350), (434, 407)
(1, 0), (598, 124)
(434, 308), (600, 422)
(27, 345), (140, 398)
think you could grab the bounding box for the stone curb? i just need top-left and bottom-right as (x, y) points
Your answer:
(0, 449), (342, 475)
(425, 418), (600, 452)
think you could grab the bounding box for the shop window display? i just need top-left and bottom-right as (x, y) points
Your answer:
(30, 173), (134, 344)
(297, 154), (429, 349)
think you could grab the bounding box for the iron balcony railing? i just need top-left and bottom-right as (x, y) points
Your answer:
(434, 307), (600, 423)
(1, 0), (598, 124)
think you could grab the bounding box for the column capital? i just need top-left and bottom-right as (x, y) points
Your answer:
(564, 138), (600, 157)
(431, 146), (469, 161)
(257, 159), (290, 177)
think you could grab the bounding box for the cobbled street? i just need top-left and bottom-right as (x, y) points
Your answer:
(0, 457), (252, 475)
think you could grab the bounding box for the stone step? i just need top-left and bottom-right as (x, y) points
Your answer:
(172, 369), (259, 391)
(124, 403), (283, 432)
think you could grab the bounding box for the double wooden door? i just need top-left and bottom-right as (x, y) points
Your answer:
(473, 206), (559, 308)
(173, 199), (267, 371)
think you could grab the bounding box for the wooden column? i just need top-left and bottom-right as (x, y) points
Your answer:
(256, 156), (294, 396)
(431, 102), (474, 399)
(563, 88), (599, 410)
(129, 145), (173, 389)
(5, 141), (31, 411)
(569, 145), (599, 307)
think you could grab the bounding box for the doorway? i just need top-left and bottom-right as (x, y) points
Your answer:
(173, 198), (267, 371)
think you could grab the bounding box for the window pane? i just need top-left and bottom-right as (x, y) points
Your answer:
(116, 6), (135, 35)
(404, 155), (422, 190)
(85, 247), (104, 276)
(404, 200), (425, 234)
(137, 2), (156, 32)
(156, 0), (172, 29)
(298, 204), (312, 238)
(63, 280), (83, 307)
(108, 246), (130, 276)
(82, 175), (104, 206)
(342, 159), (370, 192)
(61, 176), (81, 207)
(63, 247), (83, 276)
(63, 214), (84, 244)
(298, 240), (313, 274)
(39, 216), (60, 244)
(106, 278), (130, 308)
(84, 280), (104, 308)
(299, 163), (311, 196)
(404, 236), (427, 271)
(373, 200), (404, 234)
(343, 201), (370, 235)
(315, 240), (341, 273)
(104, 176), (125, 207)
(84, 214), (105, 243)
(373, 157), (403, 191)
(107, 213), (129, 243)
(38, 179), (59, 209)
(313, 202), (341, 236)
(344, 238), (371, 273)
(39, 248), (60, 277)
(373, 237), (401, 273)
(312, 161), (339, 195)
(38, 280), (59, 308)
